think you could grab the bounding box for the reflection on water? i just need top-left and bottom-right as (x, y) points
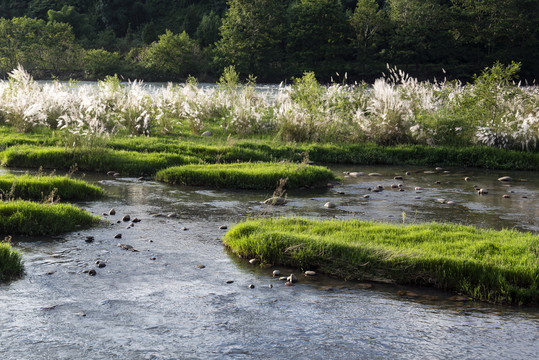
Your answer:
(0, 165), (537, 359)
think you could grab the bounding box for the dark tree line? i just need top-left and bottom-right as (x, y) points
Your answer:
(0, 0), (537, 82)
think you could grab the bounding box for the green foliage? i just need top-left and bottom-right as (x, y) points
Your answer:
(141, 21), (158, 44)
(224, 218), (539, 305)
(0, 200), (99, 236)
(0, 240), (23, 281)
(139, 30), (202, 79)
(155, 162), (335, 190)
(0, 174), (105, 201)
(83, 49), (125, 79)
(195, 11), (221, 47)
(47, 5), (92, 39)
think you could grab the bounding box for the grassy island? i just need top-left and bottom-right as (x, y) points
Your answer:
(224, 218), (539, 305)
(0, 200), (100, 236)
(0, 174), (105, 201)
(155, 162), (336, 189)
(0, 241), (23, 281)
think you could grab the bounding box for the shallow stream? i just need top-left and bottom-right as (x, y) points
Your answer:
(1, 165), (538, 359)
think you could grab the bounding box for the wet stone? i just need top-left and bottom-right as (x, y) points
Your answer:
(405, 171), (411, 175)
(464, 177), (471, 181)
(107, 171), (115, 176)
(264, 197), (287, 206)
(109, 208), (116, 216)
(363, 194), (370, 199)
(304, 271), (316, 277)
(226, 280), (234, 284)
(349, 172), (365, 177)
(196, 264), (205, 269)
(287, 274), (298, 283)
(394, 175), (403, 180)
(150, 257), (157, 261)
(279, 276), (288, 281)
(478, 189), (488, 195)
(97, 262), (106, 268)
(122, 215), (131, 222)
(324, 202), (336, 208)
(113, 173), (120, 177)
(219, 225), (228, 230)
(167, 213), (178, 218)
(180, 227), (189, 231)
(88, 269), (97, 276)
(249, 258), (259, 265)
(114, 233), (122, 239)
(273, 270), (281, 277)
(435, 167), (443, 171)
(132, 217), (141, 223)
(248, 284), (255, 289)
(85, 236), (94, 243)
(368, 173), (382, 177)
(502, 194), (511, 199)
(498, 176), (513, 182)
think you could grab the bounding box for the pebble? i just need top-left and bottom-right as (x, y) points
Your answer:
(368, 173), (381, 177)
(249, 258), (259, 265)
(391, 183), (399, 188)
(498, 176), (513, 182)
(405, 171), (411, 175)
(268, 284), (273, 288)
(132, 217), (141, 223)
(196, 264), (205, 269)
(349, 172), (365, 177)
(248, 284), (255, 289)
(363, 194), (370, 199)
(122, 215), (130, 222)
(226, 280), (234, 284)
(436, 199), (446, 204)
(167, 213), (178, 218)
(415, 187), (423, 191)
(97, 262), (106, 268)
(201, 130), (212, 136)
(85, 236), (94, 243)
(273, 270), (281, 277)
(150, 257), (156, 261)
(109, 208), (116, 215)
(399, 188), (405, 192)
(46, 270), (55, 275)
(88, 269), (96, 276)
(502, 194), (511, 199)
(446, 201), (456, 205)
(435, 167), (443, 171)
(324, 202), (336, 208)
(394, 175), (403, 180)
(180, 227), (189, 231)
(464, 177), (471, 181)
(219, 225), (228, 230)
(304, 271), (316, 277)
(478, 188), (488, 195)
(287, 274), (298, 283)
(114, 233), (122, 239)
(107, 171), (115, 176)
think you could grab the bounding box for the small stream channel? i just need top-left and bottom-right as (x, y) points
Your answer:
(1, 165), (538, 359)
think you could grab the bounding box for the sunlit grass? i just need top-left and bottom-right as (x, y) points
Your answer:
(0, 174), (105, 201)
(224, 218), (539, 305)
(0, 200), (100, 236)
(156, 162), (336, 189)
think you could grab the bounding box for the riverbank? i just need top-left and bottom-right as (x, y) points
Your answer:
(224, 218), (539, 305)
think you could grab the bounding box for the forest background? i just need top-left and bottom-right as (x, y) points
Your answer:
(0, 0), (538, 82)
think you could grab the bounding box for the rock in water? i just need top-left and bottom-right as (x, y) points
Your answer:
(264, 197), (287, 206)
(498, 176), (513, 182)
(122, 215), (130, 222)
(304, 271), (316, 277)
(324, 202), (336, 208)
(273, 270), (280, 277)
(249, 258), (259, 265)
(287, 274), (298, 283)
(109, 208), (116, 215)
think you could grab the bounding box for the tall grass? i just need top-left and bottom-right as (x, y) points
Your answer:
(224, 218), (539, 305)
(0, 174), (105, 201)
(0, 240), (23, 280)
(155, 162), (335, 189)
(0, 200), (100, 236)
(0, 64), (537, 152)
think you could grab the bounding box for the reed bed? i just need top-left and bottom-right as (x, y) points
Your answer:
(0, 174), (105, 201)
(224, 218), (539, 305)
(0, 65), (537, 153)
(0, 200), (100, 236)
(155, 162), (335, 190)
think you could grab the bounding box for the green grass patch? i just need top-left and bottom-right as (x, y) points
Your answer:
(224, 218), (539, 305)
(155, 162), (335, 189)
(0, 200), (100, 236)
(0, 174), (105, 201)
(0, 241), (23, 281)
(0, 145), (202, 176)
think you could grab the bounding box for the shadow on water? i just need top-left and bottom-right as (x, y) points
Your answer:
(1, 164), (538, 359)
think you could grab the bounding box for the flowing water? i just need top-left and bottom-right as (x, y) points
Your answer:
(1, 165), (538, 359)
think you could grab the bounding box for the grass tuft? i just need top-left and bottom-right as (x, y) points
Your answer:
(0, 240), (23, 281)
(224, 218), (539, 305)
(0, 174), (105, 201)
(155, 162), (336, 189)
(0, 200), (100, 236)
